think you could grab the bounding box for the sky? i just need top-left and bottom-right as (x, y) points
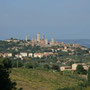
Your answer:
(0, 0), (90, 40)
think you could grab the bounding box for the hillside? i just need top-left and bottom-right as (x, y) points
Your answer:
(57, 39), (90, 48)
(10, 68), (82, 90)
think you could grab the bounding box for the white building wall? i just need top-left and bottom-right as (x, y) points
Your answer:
(20, 53), (27, 57)
(72, 64), (78, 70)
(28, 53), (33, 57)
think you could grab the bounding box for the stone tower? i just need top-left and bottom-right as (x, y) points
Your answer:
(26, 36), (28, 41)
(51, 38), (55, 43)
(37, 33), (40, 42)
(45, 38), (48, 44)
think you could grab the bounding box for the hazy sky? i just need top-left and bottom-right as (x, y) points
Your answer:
(0, 0), (90, 40)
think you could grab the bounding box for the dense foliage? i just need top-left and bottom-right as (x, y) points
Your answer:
(76, 65), (87, 74)
(0, 58), (22, 90)
(0, 58), (17, 90)
(88, 67), (90, 86)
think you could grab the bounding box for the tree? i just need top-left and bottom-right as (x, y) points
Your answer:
(25, 62), (33, 69)
(44, 64), (50, 69)
(88, 67), (90, 86)
(52, 64), (60, 71)
(11, 60), (23, 68)
(76, 65), (87, 74)
(1, 58), (12, 69)
(0, 58), (17, 90)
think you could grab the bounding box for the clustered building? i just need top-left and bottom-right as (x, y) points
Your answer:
(2, 33), (90, 72)
(60, 63), (89, 71)
(30, 33), (56, 47)
(15, 52), (58, 59)
(6, 33), (84, 49)
(4, 33), (89, 60)
(0, 53), (12, 58)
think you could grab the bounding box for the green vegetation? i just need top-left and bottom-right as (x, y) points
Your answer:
(0, 40), (90, 65)
(88, 67), (90, 86)
(76, 65), (87, 75)
(0, 58), (17, 90)
(0, 57), (90, 90)
(10, 68), (82, 90)
(0, 40), (90, 90)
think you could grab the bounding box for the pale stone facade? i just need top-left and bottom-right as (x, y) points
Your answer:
(72, 64), (78, 70)
(28, 53), (33, 57)
(20, 52), (28, 57)
(0, 53), (12, 57)
(60, 66), (72, 71)
(34, 53), (44, 58)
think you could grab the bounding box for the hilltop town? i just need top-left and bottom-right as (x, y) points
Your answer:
(1, 34), (90, 90)
(1, 0), (90, 89)
(0, 33), (90, 72)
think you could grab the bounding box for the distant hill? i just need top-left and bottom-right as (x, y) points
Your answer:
(56, 39), (90, 48)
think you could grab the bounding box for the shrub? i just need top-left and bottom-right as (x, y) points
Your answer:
(43, 64), (50, 69)
(25, 62), (33, 69)
(51, 64), (60, 71)
(0, 58), (17, 90)
(76, 65), (87, 75)
(88, 67), (90, 86)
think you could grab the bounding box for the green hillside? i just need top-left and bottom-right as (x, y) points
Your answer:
(10, 68), (82, 90)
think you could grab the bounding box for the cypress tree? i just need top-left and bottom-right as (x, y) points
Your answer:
(0, 58), (17, 90)
(88, 67), (90, 86)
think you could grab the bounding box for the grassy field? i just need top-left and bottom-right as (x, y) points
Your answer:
(10, 68), (82, 90)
